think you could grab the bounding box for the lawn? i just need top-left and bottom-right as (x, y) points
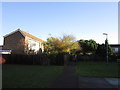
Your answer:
(2, 64), (64, 88)
(76, 61), (120, 78)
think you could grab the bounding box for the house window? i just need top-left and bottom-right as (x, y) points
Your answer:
(28, 39), (39, 52)
(114, 48), (118, 53)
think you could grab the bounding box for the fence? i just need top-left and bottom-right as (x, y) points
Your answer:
(2, 54), (70, 65)
(2, 54), (117, 65)
(76, 54), (118, 62)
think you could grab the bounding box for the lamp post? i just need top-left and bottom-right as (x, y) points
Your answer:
(103, 33), (108, 63)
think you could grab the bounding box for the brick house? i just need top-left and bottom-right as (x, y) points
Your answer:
(110, 44), (120, 55)
(3, 29), (45, 54)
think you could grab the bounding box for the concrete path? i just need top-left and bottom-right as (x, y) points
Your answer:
(50, 61), (78, 88)
(78, 77), (120, 88)
(105, 78), (120, 88)
(50, 61), (120, 88)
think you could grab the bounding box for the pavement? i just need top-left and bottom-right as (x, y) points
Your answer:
(78, 77), (120, 88)
(50, 62), (78, 88)
(50, 61), (120, 88)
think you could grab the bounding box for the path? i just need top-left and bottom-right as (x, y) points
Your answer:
(78, 77), (119, 88)
(50, 61), (119, 88)
(50, 61), (78, 88)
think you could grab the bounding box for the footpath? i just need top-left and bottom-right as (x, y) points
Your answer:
(50, 61), (120, 88)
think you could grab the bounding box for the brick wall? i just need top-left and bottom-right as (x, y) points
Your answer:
(3, 31), (25, 54)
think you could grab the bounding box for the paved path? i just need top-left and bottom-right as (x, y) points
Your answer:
(50, 61), (120, 88)
(50, 61), (78, 88)
(78, 77), (120, 88)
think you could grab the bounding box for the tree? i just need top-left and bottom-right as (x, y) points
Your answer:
(44, 34), (80, 54)
(96, 44), (106, 57)
(96, 42), (113, 57)
(78, 39), (98, 55)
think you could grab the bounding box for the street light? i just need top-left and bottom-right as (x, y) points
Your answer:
(103, 33), (108, 63)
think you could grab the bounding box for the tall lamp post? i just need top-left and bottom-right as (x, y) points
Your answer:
(103, 33), (108, 63)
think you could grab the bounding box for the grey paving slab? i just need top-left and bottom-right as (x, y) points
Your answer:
(104, 78), (120, 88)
(105, 78), (120, 85)
(78, 77), (119, 88)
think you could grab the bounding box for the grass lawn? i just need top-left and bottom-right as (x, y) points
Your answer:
(76, 61), (120, 78)
(2, 64), (64, 88)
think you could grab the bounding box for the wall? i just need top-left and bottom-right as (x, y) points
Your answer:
(3, 31), (25, 54)
(25, 37), (44, 54)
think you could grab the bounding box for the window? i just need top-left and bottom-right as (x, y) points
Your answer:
(115, 48), (118, 53)
(28, 39), (39, 52)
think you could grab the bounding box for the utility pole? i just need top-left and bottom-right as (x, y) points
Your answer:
(103, 33), (108, 63)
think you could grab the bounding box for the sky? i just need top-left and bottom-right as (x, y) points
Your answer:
(1, 2), (118, 45)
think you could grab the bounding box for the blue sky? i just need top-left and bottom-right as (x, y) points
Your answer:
(1, 2), (118, 45)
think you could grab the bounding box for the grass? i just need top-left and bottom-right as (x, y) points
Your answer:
(76, 61), (120, 78)
(2, 64), (64, 88)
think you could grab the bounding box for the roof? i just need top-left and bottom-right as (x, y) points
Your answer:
(110, 44), (120, 47)
(19, 29), (45, 42)
(4, 29), (45, 42)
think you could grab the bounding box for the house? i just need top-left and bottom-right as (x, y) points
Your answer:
(3, 29), (45, 54)
(0, 45), (3, 50)
(0, 50), (12, 54)
(110, 44), (120, 55)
